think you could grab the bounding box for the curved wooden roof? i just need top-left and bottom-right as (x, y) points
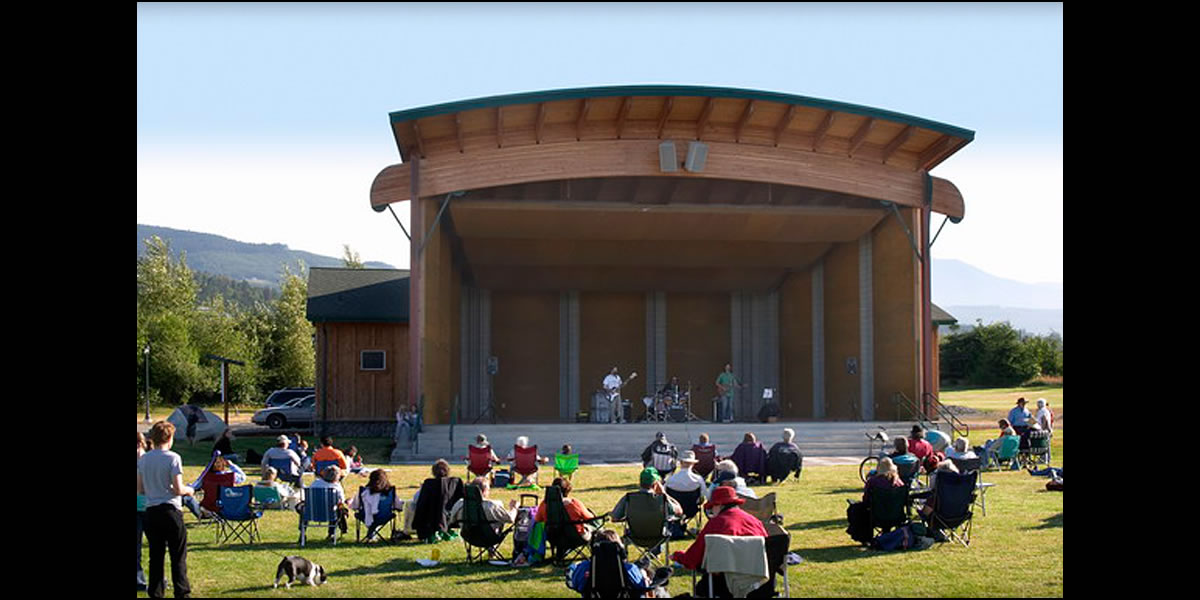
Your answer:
(371, 85), (973, 218)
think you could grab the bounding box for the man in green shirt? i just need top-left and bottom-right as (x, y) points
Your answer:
(715, 364), (742, 423)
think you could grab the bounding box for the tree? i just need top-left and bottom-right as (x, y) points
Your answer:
(939, 321), (1040, 387)
(137, 236), (204, 404)
(342, 244), (365, 269)
(261, 266), (315, 391)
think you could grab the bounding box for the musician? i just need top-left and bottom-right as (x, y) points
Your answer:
(658, 376), (683, 398)
(715, 364), (742, 423)
(603, 367), (626, 424)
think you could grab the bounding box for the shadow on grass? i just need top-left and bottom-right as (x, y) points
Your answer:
(823, 487), (866, 495)
(1031, 512), (1062, 530)
(785, 518), (846, 533)
(792, 544), (877, 564)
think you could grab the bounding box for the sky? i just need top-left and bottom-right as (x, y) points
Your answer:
(137, 3), (1063, 285)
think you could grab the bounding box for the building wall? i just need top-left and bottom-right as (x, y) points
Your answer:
(317, 322), (409, 423)
(665, 292), (731, 421)
(872, 208), (920, 420)
(491, 291), (560, 421)
(579, 292), (646, 419)
(823, 242), (860, 420)
(778, 271), (814, 419)
(417, 195), (463, 426)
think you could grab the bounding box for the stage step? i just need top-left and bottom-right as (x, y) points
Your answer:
(389, 421), (946, 464)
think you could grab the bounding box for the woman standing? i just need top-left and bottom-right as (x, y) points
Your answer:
(138, 421), (195, 598)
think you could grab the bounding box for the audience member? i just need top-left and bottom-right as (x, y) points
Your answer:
(137, 432), (149, 592)
(691, 433), (719, 481)
(641, 431), (679, 477)
(310, 465), (348, 539)
(313, 436), (350, 480)
(728, 432), (768, 484)
(611, 467), (684, 522)
(766, 428), (804, 482)
(137, 421), (195, 599)
(707, 459), (758, 501)
(349, 469), (404, 541)
(670, 486), (769, 584)
(255, 466), (300, 510)
(945, 437), (977, 461)
(534, 477), (598, 538)
(665, 451), (705, 495)
(505, 436), (550, 487)
(261, 435), (303, 483)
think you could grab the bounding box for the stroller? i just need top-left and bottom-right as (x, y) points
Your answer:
(566, 538), (672, 598)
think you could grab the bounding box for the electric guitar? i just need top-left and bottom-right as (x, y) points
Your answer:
(605, 372), (638, 403)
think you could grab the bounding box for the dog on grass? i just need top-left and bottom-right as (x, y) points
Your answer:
(273, 556), (327, 589)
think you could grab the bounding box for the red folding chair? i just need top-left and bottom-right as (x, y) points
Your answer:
(467, 445), (496, 480)
(692, 444), (718, 481)
(512, 445), (540, 487)
(199, 472), (237, 513)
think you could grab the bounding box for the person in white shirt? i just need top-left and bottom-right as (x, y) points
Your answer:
(665, 450), (705, 494)
(1034, 398), (1054, 433)
(945, 437), (978, 460)
(603, 367), (624, 423)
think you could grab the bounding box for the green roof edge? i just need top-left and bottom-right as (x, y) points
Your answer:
(388, 85), (975, 141)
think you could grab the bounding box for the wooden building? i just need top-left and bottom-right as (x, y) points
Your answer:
(307, 267), (410, 436)
(366, 86), (974, 426)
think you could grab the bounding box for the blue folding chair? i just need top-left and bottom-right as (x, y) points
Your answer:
(300, 486), (342, 547)
(355, 486), (400, 543)
(269, 457), (301, 486)
(314, 460), (340, 479)
(216, 485), (262, 545)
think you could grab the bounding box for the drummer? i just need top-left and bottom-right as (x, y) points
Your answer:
(659, 376), (684, 402)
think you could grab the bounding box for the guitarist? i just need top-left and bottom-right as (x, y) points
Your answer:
(603, 367), (637, 424)
(714, 363), (744, 423)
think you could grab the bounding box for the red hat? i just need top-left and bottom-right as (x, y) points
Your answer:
(704, 485), (746, 510)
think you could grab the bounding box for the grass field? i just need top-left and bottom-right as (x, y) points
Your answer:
(939, 383), (1063, 425)
(139, 431), (1063, 597)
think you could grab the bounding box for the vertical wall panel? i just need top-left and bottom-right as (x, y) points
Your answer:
(580, 293), (646, 419)
(491, 291), (559, 421)
(666, 293), (730, 421)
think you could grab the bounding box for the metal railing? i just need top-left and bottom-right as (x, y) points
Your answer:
(893, 391), (969, 440)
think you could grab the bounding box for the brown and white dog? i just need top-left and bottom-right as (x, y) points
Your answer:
(274, 556), (327, 589)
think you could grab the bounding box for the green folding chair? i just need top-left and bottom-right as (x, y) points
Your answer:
(554, 453), (580, 482)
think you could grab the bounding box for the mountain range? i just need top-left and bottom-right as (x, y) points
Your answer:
(137, 224), (1062, 335)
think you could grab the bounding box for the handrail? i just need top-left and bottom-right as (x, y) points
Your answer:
(892, 391), (969, 440)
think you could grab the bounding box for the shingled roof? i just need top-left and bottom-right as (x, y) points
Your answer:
(306, 267), (410, 323)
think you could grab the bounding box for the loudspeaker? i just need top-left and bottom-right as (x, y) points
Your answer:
(685, 141), (708, 172)
(757, 402), (781, 423)
(658, 141), (678, 172)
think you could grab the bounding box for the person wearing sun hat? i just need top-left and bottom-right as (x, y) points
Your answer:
(670, 485), (768, 571)
(665, 450), (705, 494)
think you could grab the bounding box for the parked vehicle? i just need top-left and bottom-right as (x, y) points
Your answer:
(253, 395), (316, 430)
(264, 387), (315, 408)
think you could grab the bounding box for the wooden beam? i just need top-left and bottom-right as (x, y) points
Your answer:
(454, 113), (465, 153)
(848, 117), (876, 157)
(656, 97), (675, 139)
(535, 102), (547, 144)
(496, 106), (504, 148)
(576, 99), (591, 141)
(616, 96), (632, 139)
(696, 97), (715, 140)
(736, 100), (756, 143)
(811, 110), (835, 151)
(773, 105), (798, 147)
(369, 138), (967, 218)
(880, 125), (914, 164)
(411, 120), (426, 159)
(918, 134), (954, 171)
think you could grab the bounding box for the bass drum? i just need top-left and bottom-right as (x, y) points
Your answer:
(591, 391), (610, 423)
(669, 405), (687, 423)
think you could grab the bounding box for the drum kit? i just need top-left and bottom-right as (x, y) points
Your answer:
(641, 383), (700, 423)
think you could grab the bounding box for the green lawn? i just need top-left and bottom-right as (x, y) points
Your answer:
(140, 434), (1063, 597)
(939, 383), (1064, 425)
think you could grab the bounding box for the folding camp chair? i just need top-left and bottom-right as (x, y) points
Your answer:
(765, 445), (803, 484)
(252, 485), (283, 509)
(411, 477), (465, 541)
(354, 486), (400, 543)
(949, 457), (994, 516)
(868, 485), (910, 536)
(198, 471), (236, 515)
(511, 445), (541, 488)
(1021, 430), (1052, 468)
(268, 457), (301, 486)
(555, 453), (580, 482)
(740, 492), (782, 526)
(692, 534), (769, 598)
(666, 487), (704, 537)
(460, 485), (512, 563)
(299, 486), (342, 547)
(691, 445), (718, 481)
(763, 522), (792, 598)
(314, 460), (340, 479)
(620, 492), (673, 568)
(544, 485), (608, 566)
(467, 445), (497, 482)
(215, 485), (262, 545)
(990, 435), (1021, 470)
(920, 470), (977, 547)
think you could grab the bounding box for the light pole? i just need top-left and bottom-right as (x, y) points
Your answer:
(143, 344), (151, 423)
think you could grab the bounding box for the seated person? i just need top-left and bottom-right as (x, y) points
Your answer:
(917, 460), (960, 518)
(535, 477), (598, 539)
(691, 433), (719, 481)
(188, 452), (247, 516)
(765, 428), (804, 483)
(611, 468), (684, 523)
(670, 486), (769, 595)
(728, 433), (768, 484)
(349, 469), (404, 541)
(908, 426), (939, 472)
(945, 437), (978, 461)
(862, 457), (906, 503)
(255, 466), (301, 510)
(309, 465), (349, 538)
(466, 434), (501, 479)
(403, 459), (465, 540)
(345, 446), (365, 475)
(983, 426), (1021, 468)
(450, 476), (517, 533)
(641, 431), (679, 477)
(566, 529), (672, 597)
(707, 460), (758, 502)
(925, 428), (952, 455)
(212, 428), (238, 464)
(312, 436), (349, 479)
(505, 436), (550, 487)
(261, 435), (303, 483)
(665, 451), (705, 495)
(888, 437), (919, 479)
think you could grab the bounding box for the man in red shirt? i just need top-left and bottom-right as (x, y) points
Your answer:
(670, 485), (768, 571)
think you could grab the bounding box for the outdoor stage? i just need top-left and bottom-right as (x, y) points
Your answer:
(390, 420), (926, 465)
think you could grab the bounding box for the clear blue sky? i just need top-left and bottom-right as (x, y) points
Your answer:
(137, 3), (1062, 284)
